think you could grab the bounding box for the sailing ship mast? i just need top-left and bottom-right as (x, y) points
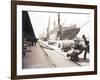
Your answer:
(57, 12), (62, 40)
(46, 15), (50, 40)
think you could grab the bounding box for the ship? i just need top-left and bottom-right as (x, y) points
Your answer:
(46, 13), (80, 41)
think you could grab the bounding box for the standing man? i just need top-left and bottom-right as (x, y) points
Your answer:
(34, 38), (38, 46)
(82, 35), (89, 60)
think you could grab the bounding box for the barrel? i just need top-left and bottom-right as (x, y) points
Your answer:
(57, 40), (75, 51)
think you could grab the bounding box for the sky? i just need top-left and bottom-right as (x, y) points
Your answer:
(28, 10), (90, 39)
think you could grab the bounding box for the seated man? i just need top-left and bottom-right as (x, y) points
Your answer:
(67, 38), (84, 62)
(67, 48), (80, 62)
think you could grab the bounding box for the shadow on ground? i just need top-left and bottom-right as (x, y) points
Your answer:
(79, 58), (89, 63)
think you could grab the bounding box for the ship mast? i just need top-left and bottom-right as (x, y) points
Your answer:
(57, 12), (62, 40)
(46, 15), (50, 40)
